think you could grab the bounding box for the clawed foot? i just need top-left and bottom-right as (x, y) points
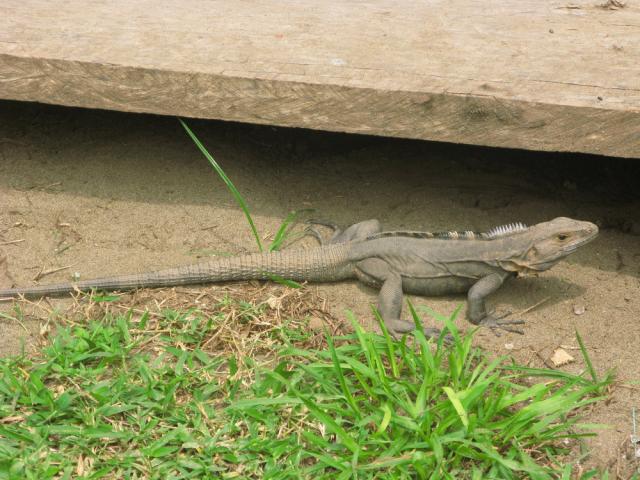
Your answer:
(478, 311), (525, 336)
(304, 219), (341, 245)
(388, 320), (453, 344)
(422, 327), (455, 345)
(303, 226), (326, 244)
(305, 218), (340, 231)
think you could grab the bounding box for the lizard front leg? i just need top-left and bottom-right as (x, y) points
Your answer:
(467, 273), (525, 335)
(355, 258), (443, 340)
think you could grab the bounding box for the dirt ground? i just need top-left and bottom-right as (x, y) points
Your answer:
(1, 100), (639, 476)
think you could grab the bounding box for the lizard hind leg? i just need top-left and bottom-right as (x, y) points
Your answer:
(305, 219), (382, 245)
(304, 218), (340, 245)
(328, 219), (382, 244)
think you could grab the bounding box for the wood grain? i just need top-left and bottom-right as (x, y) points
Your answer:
(1, 0), (639, 157)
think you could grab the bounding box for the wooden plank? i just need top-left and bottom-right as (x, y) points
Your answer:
(1, 0), (639, 157)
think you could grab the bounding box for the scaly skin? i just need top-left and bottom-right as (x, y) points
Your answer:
(0, 217), (598, 337)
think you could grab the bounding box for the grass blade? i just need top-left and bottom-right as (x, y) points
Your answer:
(269, 209), (312, 252)
(179, 118), (263, 251)
(442, 386), (470, 429)
(325, 331), (361, 420)
(575, 330), (598, 383)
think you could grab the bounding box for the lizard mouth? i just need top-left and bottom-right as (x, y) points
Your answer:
(527, 259), (561, 271)
(529, 232), (598, 271)
(561, 243), (583, 254)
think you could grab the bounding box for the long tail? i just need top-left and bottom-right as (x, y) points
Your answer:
(0, 244), (354, 299)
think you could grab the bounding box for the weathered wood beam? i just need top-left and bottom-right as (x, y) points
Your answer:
(1, 0), (639, 157)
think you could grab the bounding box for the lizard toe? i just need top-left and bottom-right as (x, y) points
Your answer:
(305, 218), (340, 231)
(423, 326), (454, 344)
(387, 320), (453, 344)
(303, 226), (326, 245)
(479, 313), (526, 336)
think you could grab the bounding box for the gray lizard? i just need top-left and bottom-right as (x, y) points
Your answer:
(0, 217), (598, 337)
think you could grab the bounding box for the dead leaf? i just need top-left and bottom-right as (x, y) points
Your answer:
(266, 296), (281, 310)
(76, 454), (85, 476)
(551, 348), (574, 367)
(39, 322), (51, 338)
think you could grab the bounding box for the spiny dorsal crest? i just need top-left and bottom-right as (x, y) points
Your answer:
(366, 222), (528, 241)
(483, 222), (528, 239)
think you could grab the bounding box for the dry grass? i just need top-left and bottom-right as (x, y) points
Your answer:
(13, 282), (346, 366)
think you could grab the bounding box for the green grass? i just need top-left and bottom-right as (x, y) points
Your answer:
(0, 298), (613, 479)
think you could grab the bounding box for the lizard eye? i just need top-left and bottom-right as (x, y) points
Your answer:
(557, 234), (569, 241)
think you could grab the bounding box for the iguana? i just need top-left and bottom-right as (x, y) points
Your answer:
(0, 217), (598, 337)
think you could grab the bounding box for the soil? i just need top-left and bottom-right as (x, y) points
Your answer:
(1, 100), (639, 476)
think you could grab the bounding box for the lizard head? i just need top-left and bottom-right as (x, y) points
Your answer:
(519, 217), (598, 272)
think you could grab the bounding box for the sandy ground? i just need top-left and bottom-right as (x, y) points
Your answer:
(0, 100), (639, 476)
